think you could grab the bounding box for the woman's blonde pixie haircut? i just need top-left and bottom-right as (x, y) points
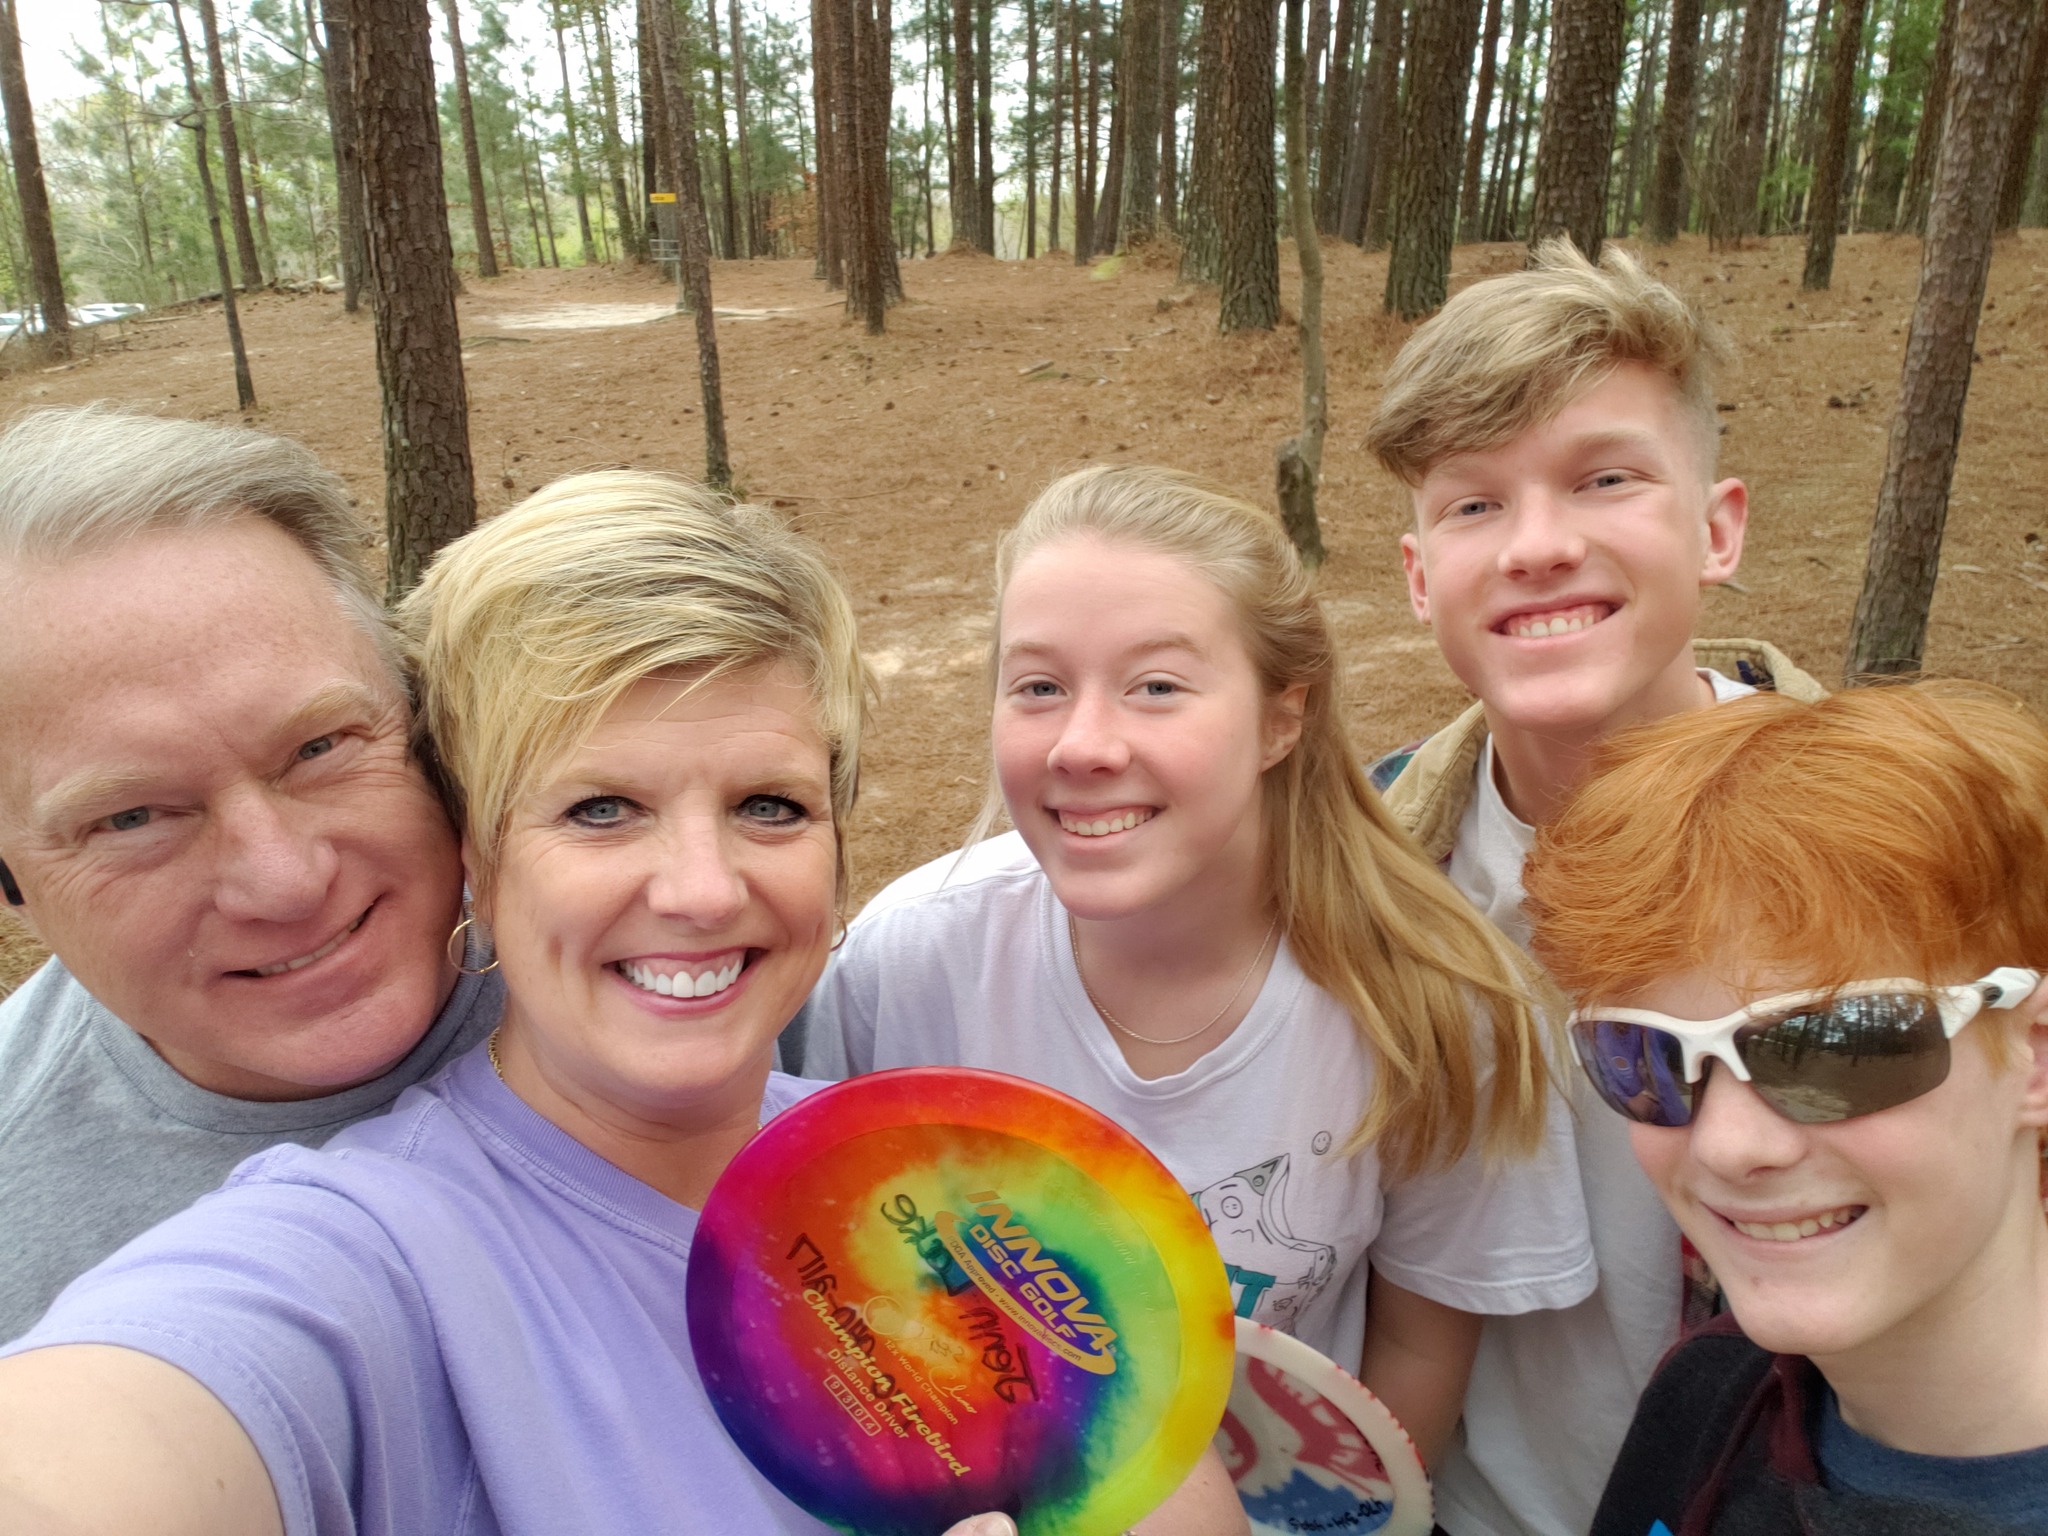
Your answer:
(986, 466), (1548, 1176)
(398, 471), (868, 899)
(1366, 238), (1732, 486)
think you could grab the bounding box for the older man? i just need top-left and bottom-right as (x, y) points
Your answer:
(0, 406), (499, 1340)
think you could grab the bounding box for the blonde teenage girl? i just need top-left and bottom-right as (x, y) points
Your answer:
(801, 466), (1594, 1462)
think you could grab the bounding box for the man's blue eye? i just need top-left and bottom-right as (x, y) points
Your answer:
(297, 736), (336, 760)
(106, 807), (151, 832)
(1024, 681), (1059, 698)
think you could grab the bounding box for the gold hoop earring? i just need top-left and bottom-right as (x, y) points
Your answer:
(829, 910), (850, 952)
(448, 914), (500, 975)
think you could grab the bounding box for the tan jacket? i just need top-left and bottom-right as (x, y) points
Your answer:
(1375, 638), (1829, 863)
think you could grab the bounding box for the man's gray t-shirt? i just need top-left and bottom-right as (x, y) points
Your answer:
(0, 958), (503, 1341)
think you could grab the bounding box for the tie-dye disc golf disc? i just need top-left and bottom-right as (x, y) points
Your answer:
(687, 1068), (1237, 1536)
(1218, 1318), (1433, 1536)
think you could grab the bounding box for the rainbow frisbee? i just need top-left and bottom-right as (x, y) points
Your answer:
(1218, 1319), (1433, 1536)
(687, 1068), (1236, 1535)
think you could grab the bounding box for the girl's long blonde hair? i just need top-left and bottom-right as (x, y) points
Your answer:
(984, 466), (1548, 1177)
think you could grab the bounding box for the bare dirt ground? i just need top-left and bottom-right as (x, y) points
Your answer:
(5, 231), (2047, 992)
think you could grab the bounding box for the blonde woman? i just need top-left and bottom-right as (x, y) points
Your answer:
(0, 473), (1242, 1536)
(803, 466), (1596, 1464)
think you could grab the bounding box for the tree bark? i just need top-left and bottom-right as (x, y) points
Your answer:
(345, 0), (477, 596)
(649, 0), (734, 486)
(195, 0), (264, 289)
(1385, 0), (1486, 314)
(730, 0), (756, 257)
(1997, 0), (2048, 229)
(1161, 0), (1184, 228)
(1217, 0), (1280, 330)
(977, 0), (996, 249)
(0, 0), (70, 357)
(1077, 0), (1101, 261)
(1481, 0), (1530, 235)
(1460, 0), (1505, 239)
(1845, 0), (2034, 677)
(705, 0), (737, 259)
(1026, 0), (1041, 253)
(1361, 0), (1409, 247)
(169, 0), (255, 407)
(1527, 0), (1627, 256)
(1280, 0), (1328, 565)
(1178, 0), (1223, 276)
(1646, 0), (1705, 239)
(552, 4), (596, 261)
(1095, 53), (1125, 251)
(1709, 0), (1784, 242)
(1802, 0), (1868, 287)
(951, 0), (978, 246)
(1899, 0), (1965, 232)
(590, 1), (640, 258)
(1050, 0), (1066, 248)
(1317, 0), (1359, 229)
(1119, 0), (1163, 244)
(441, 0), (499, 276)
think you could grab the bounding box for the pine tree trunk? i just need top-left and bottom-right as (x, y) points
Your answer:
(1337, 0), (1390, 241)
(1119, 0), (1163, 244)
(1178, 0), (1223, 276)
(231, 34), (279, 278)
(1709, 0), (1783, 241)
(1096, 56), (1125, 251)
(1361, 0), (1409, 247)
(1482, 0), (1530, 235)
(730, 0), (756, 257)
(170, 0), (256, 406)
(1218, 0), (1281, 330)
(192, 0), (264, 290)
(589, 2), (641, 258)
(1997, 0), (2048, 228)
(1646, 0), (1704, 239)
(1026, 0), (1041, 253)
(1317, 0), (1359, 229)
(1161, 0), (1183, 227)
(1461, 0), (1506, 238)
(442, 0), (499, 276)
(977, 0), (996, 249)
(952, 0), (977, 246)
(1528, 0), (1627, 256)
(1802, 0), (1868, 286)
(345, 0), (476, 597)
(649, 0), (734, 486)
(812, 0), (840, 278)
(1077, 0), (1101, 260)
(1051, 0), (1067, 247)
(1385, 0), (1486, 314)
(1900, 0), (1965, 232)
(1280, 0), (1328, 565)
(706, 0), (737, 259)
(1845, 0), (2034, 677)
(552, 7), (596, 261)
(1615, 0), (1664, 234)
(0, 0), (71, 357)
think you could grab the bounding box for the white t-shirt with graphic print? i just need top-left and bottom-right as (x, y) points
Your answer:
(1431, 668), (1756, 1536)
(799, 855), (1597, 1374)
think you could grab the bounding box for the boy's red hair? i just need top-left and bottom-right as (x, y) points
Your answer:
(1525, 682), (2048, 1026)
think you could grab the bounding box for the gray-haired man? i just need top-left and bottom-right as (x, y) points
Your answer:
(0, 407), (499, 1339)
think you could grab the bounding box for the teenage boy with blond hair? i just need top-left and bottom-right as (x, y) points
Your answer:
(1363, 239), (1825, 1536)
(1523, 683), (2048, 1535)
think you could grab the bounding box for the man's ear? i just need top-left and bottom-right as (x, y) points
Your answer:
(1400, 530), (1431, 625)
(1262, 683), (1310, 772)
(1700, 478), (1748, 587)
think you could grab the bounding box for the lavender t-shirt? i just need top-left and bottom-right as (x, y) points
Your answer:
(4, 1049), (835, 1536)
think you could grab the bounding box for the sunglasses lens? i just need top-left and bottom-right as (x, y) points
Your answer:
(1572, 1020), (1695, 1126)
(1739, 994), (1952, 1124)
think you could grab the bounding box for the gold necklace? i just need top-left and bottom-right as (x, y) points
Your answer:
(1068, 911), (1280, 1047)
(487, 1026), (505, 1079)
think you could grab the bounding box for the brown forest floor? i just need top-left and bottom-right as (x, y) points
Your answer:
(5, 231), (2048, 992)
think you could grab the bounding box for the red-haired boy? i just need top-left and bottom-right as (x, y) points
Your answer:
(1525, 682), (2048, 1534)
